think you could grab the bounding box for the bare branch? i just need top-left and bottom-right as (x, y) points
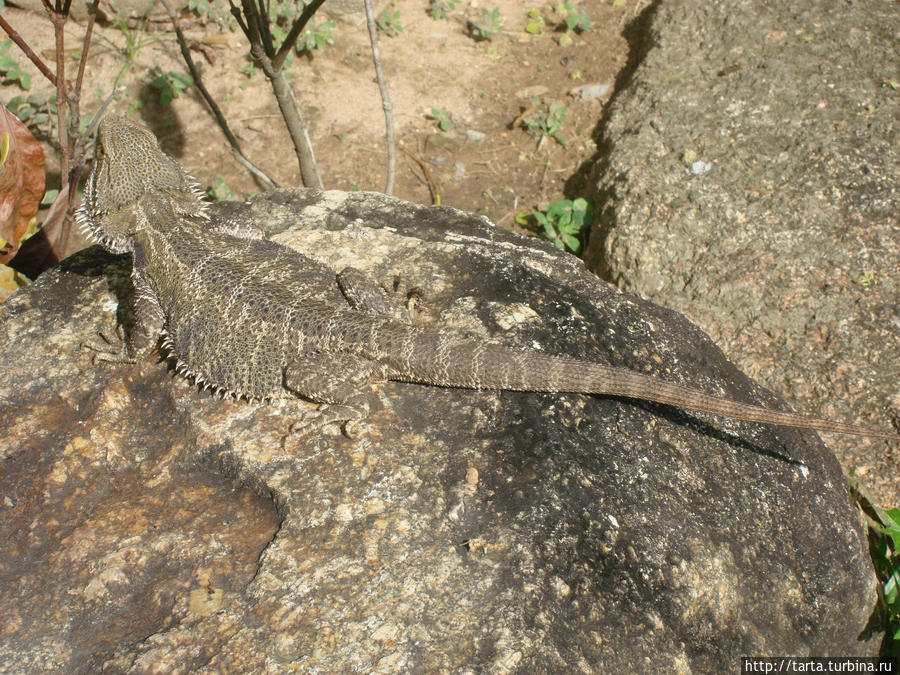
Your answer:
(85, 87), (123, 138)
(47, 6), (72, 252)
(228, 0), (250, 37)
(400, 144), (438, 205)
(73, 0), (100, 100)
(159, 0), (278, 189)
(254, 0), (275, 57)
(272, 0), (327, 71)
(363, 0), (395, 194)
(230, 0), (323, 187)
(0, 14), (58, 85)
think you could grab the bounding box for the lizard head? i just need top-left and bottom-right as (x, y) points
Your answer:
(76, 116), (207, 253)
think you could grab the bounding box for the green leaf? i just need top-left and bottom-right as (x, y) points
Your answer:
(0, 132), (9, 167)
(885, 569), (898, 604)
(883, 508), (900, 548)
(41, 188), (60, 206)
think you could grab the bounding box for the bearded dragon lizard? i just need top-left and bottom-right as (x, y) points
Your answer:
(76, 116), (899, 441)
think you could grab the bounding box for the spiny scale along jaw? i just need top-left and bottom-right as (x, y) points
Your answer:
(76, 116), (208, 253)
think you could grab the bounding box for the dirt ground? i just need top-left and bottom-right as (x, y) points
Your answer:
(1, 0), (648, 250)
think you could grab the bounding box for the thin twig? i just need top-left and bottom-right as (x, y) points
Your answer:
(159, 0), (278, 188)
(400, 144), (438, 205)
(363, 0), (395, 195)
(48, 5), (71, 252)
(72, 0), (100, 102)
(250, 0), (272, 55)
(231, 0), (322, 187)
(272, 0), (327, 71)
(228, 0), (250, 36)
(85, 87), (124, 138)
(64, 0), (102, 225)
(283, 80), (322, 188)
(0, 14), (57, 85)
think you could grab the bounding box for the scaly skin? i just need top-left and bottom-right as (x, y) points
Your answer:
(76, 116), (900, 441)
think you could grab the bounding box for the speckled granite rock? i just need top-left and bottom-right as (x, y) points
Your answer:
(0, 189), (881, 671)
(586, 0), (900, 505)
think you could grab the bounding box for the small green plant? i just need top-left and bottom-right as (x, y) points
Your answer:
(0, 40), (32, 90)
(556, 3), (590, 45)
(207, 178), (235, 201)
(429, 0), (458, 19)
(299, 19), (336, 51)
(6, 93), (57, 139)
(147, 68), (194, 106)
(855, 271), (877, 287)
(428, 108), (454, 132)
(241, 61), (257, 78)
(872, 508), (900, 651)
(524, 9), (546, 35)
(560, 2), (591, 32)
(188, 0), (238, 30)
(518, 198), (591, 253)
(523, 100), (568, 149)
(263, 4), (336, 62)
(377, 10), (403, 36)
(469, 7), (502, 41)
(109, 0), (151, 64)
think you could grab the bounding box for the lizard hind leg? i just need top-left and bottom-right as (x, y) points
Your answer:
(336, 267), (424, 323)
(283, 351), (396, 437)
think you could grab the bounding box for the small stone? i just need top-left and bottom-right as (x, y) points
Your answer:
(465, 129), (487, 143)
(515, 84), (548, 99)
(690, 160), (712, 175)
(579, 83), (611, 100)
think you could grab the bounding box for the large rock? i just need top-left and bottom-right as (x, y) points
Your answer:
(586, 0), (900, 504)
(0, 190), (881, 671)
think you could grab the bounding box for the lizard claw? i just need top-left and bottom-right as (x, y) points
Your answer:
(83, 325), (136, 364)
(285, 398), (372, 444)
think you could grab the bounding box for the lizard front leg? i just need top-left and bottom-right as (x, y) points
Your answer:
(284, 351), (397, 434)
(85, 272), (164, 363)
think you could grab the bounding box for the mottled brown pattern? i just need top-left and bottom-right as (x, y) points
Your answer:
(75, 117), (899, 440)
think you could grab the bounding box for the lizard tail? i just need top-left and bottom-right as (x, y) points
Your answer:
(388, 335), (899, 440)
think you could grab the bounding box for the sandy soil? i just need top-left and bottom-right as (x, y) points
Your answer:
(1, 0), (646, 242)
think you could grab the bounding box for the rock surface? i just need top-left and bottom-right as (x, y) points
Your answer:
(586, 0), (900, 504)
(0, 189), (881, 671)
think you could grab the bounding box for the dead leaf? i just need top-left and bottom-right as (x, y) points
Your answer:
(0, 105), (46, 264)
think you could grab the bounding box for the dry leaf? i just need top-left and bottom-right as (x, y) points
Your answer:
(0, 105), (46, 264)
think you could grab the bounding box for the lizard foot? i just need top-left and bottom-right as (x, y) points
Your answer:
(337, 268), (427, 323)
(83, 325), (136, 364)
(286, 395), (373, 442)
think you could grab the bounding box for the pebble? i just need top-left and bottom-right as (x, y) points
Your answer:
(690, 160), (712, 175)
(580, 82), (612, 100)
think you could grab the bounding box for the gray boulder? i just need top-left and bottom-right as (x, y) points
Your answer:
(0, 189), (880, 672)
(586, 0), (900, 504)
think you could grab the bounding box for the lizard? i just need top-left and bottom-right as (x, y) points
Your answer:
(76, 116), (900, 442)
